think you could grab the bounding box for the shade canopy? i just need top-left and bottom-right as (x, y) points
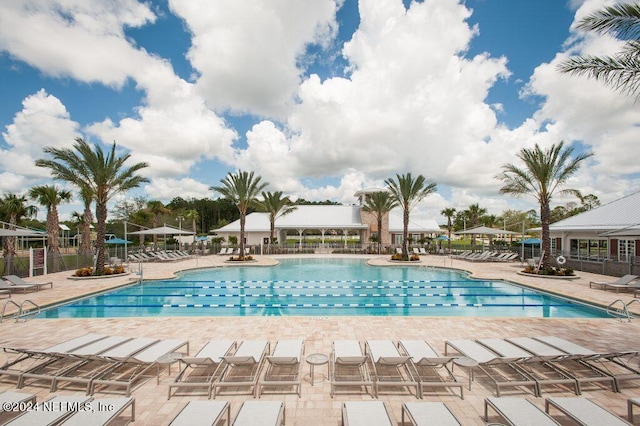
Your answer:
(435, 235), (450, 241)
(456, 226), (519, 236)
(0, 228), (46, 237)
(129, 225), (195, 236)
(196, 236), (209, 241)
(104, 237), (132, 244)
(520, 237), (541, 245)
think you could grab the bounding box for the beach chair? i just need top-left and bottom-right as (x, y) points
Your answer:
(545, 397), (631, 425)
(4, 395), (92, 426)
(90, 338), (189, 396)
(60, 397), (135, 425)
(399, 340), (463, 399)
(0, 281), (39, 294)
(169, 400), (230, 426)
(629, 397), (640, 423)
(444, 339), (538, 397)
(233, 401), (285, 426)
(259, 339), (304, 397)
(365, 340), (418, 398)
(3, 275), (53, 290)
(342, 401), (392, 426)
(211, 340), (269, 398)
(479, 338), (580, 395)
(330, 340), (373, 398)
(419, 247), (427, 255)
(401, 402), (462, 426)
(17, 335), (133, 390)
(589, 274), (639, 292)
(484, 397), (559, 426)
(168, 339), (235, 399)
(51, 337), (159, 394)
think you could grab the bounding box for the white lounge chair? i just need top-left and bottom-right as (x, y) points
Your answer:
(545, 397), (631, 425)
(168, 339), (235, 399)
(399, 340), (463, 399)
(330, 340), (373, 398)
(342, 401), (392, 426)
(259, 339), (304, 397)
(590, 274), (639, 292)
(60, 397), (135, 425)
(3, 275), (53, 290)
(484, 397), (559, 425)
(366, 340), (418, 398)
(212, 340), (269, 398)
(169, 400), (230, 426)
(5, 395), (91, 425)
(402, 401), (462, 426)
(233, 401), (285, 426)
(629, 397), (640, 423)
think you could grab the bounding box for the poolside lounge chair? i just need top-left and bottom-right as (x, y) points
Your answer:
(168, 339), (235, 399)
(211, 340), (269, 398)
(5, 395), (92, 426)
(401, 402), (462, 426)
(233, 401), (285, 426)
(419, 247), (427, 255)
(444, 339), (538, 397)
(60, 397), (135, 425)
(342, 401), (392, 426)
(90, 338), (189, 396)
(169, 400), (230, 426)
(330, 340), (373, 398)
(0, 391), (36, 423)
(545, 397), (632, 425)
(533, 335), (638, 392)
(365, 340), (418, 398)
(629, 397), (640, 423)
(484, 397), (559, 426)
(3, 275), (53, 290)
(259, 339), (304, 398)
(478, 338), (580, 395)
(589, 274), (639, 292)
(398, 340), (463, 399)
(0, 281), (38, 294)
(51, 337), (159, 393)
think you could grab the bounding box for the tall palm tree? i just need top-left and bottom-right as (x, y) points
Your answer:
(28, 185), (72, 269)
(145, 200), (171, 249)
(257, 191), (297, 253)
(211, 170), (267, 259)
(497, 141), (592, 270)
(464, 203), (487, 248)
(363, 191), (398, 254)
(185, 209), (199, 235)
(385, 173), (437, 260)
(0, 193), (37, 274)
(440, 207), (456, 253)
(35, 138), (149, 275)
(77, 185), (94, 257)
(558, 3), (640, 100)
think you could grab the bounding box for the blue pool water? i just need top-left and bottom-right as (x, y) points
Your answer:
(41, 258), (608, 318)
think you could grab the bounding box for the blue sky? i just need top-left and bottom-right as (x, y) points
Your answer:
(1, 0), (639, 222)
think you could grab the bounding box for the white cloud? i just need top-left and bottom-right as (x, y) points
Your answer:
(144, 177), (212, 200)
(170, 0), (339, 117)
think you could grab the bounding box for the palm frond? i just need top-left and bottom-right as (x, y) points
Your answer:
(577, 2), (640, 39)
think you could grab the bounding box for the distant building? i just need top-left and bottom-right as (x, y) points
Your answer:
(214, 189), (442, 247)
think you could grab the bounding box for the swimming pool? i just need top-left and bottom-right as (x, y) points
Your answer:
(41, 258), (608, 318)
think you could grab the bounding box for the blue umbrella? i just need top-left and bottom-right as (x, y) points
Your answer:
(196, 236), (208, 241)
(104, 237), (132, 244)
(520, 238), (541, 245)
(435, 235), (450, 241)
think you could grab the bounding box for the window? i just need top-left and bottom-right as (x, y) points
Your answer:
(569, 239), (607, 260)
(618, 239), (636, 262)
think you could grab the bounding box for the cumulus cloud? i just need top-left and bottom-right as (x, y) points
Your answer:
(170, 0), (339, 117)
(144, 177), (212, 200)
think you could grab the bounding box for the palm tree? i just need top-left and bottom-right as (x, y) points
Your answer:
(35, 138), (149, 275)
(28, 185), (72, 270)
(77, 185), (94, 257)
(497, 141), (592, 270)
(440, 207), (456, 253)
(0, 193), (37, 274)
(558, 3), (640, 100)
(185, 209), (199, 234)
(464, 203), (487, 248)
(363, 191), (398, 254)
(256, 191), (297, 253)
(211, 171), (267, 259)
(145, 200), (171, 249)
(385, 173), (437, 260)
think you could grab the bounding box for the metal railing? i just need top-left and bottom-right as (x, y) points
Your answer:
(0, 299), (40, 323)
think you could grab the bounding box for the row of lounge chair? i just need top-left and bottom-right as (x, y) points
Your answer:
(452, 251), (519, 262)
(444, 335), (639, 397)
(0, 274), (53, 296)
(217, 247), (251, 256)
(128, 250), (192, 262)
(0, 333), (189, 397)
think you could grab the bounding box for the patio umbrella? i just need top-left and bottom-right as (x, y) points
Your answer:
(104, 237), (132, 259)
(129, 225), (195, 251)
(520, 238), (541, 245)
(435, 235), (450, 241)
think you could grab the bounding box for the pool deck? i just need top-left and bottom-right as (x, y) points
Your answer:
(0, 254), (639, 425)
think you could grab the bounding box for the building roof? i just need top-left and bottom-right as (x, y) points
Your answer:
(549, 191), (640, 233)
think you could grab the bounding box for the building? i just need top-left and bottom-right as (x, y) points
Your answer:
(549, 191), (640, 275)
(214, 189), (442, 249)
